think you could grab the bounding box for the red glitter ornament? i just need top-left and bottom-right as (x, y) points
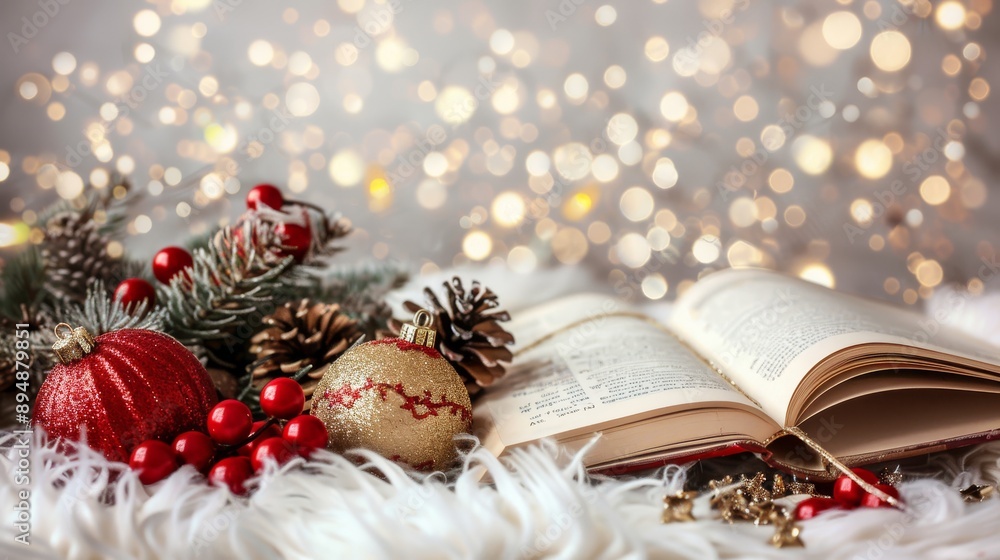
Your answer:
(33, 325), (218, 464)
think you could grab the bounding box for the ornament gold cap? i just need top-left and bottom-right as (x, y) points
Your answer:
(52, 323), (96, 364)
(400, 310), (436, 348)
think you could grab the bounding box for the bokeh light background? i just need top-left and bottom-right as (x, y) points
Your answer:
(0, 0), (997, 305)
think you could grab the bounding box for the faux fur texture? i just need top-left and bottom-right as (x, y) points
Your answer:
(1, 432), (1000, 559)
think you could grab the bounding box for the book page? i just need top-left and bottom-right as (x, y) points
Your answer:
(480, 293), (761, 446)
(668, 268), (1000, 425)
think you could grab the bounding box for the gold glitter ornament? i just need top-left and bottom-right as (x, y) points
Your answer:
(310, 310), (473, 470)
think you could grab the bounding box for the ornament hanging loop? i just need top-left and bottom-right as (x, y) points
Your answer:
(51, 324), (97, 364)
(401, 309), (437, 348)
(414, 310), (433, 328)
(54, 322), (73, 339)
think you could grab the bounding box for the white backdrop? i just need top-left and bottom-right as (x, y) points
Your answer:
(1, 0), (998, 304)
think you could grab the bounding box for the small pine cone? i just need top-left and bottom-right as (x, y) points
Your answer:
(42, 211), (120, 302)
(249, 299), (363, 409)
(390, 277), (514, 396)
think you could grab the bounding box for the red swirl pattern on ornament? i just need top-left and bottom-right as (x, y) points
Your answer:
(322, 377), (472, 422)
(368, 337), (441, 359)
(33, 329), (218, 463)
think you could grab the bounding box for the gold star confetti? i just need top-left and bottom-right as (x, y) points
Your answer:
(769, 512), (804, 549)
(710, 487), (753, 524)
(879, 468), (904, 486)
(661, 490), (697, 523)
(739, 472), (772, 503)
(749, 502), (785, 526)
(961, 484), (995, 502)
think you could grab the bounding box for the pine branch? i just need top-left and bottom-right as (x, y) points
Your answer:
(160, 206), (352, 369)
(159, 219), (312, 367)
(63, 280), (166, 336)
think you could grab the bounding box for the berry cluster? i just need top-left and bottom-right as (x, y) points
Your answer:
(794, 468), (901, 520)
(128, 377), (328, 495)
(111, 184), (312, 313)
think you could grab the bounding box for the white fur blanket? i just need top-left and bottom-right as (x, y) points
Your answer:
(1, 432), (999, 559)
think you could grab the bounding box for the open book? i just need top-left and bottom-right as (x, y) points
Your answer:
(474, 268), (1000, 479)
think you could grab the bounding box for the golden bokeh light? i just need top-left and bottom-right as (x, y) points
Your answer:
(552, 227), (589, 264)
(798, 263), (835, 288)
(870, 31), (911, 72)
(641, 274), (668, 300)
(659, 91), (689, 122)
(133, 10), (161, 37)
(733, 96), (759, 122)
(822, 11), (863, 50)
(855, 139), (893, 179)
(616, 232), (652, 268)
(462, 231), (493, 261)
(491, 191), (527, 227)
(329, 150), (365, 187)
(620, 187), (654, 222)
(792, 135), (833, 175)
(935, 2), (967, 31)
(919, 175), (951, 206)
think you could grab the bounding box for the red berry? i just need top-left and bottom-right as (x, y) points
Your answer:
(283, 415), (328, 456)
(206, 400), (254, 445)
(860, 484), (901, 508)
(251, 437), (296, 471)
(208, 456), (255, 495)
(260, 378), (306, 419)
(246, 184), (284, 210)
(273, 222), (311, 262)
(113, 278), (156, 311)
(832, 468), (880, 507)
(172, 431), (216, 473)
(238, 420), (282, 456)
(794, 497), (840, 520)
(152, 246), (194, 285)
(129, 440), (179, 485)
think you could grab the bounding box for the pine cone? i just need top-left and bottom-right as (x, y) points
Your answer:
(391, 278), (514, 396)
(42, 211), (120, 302)
(249, 299), (363, 408)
